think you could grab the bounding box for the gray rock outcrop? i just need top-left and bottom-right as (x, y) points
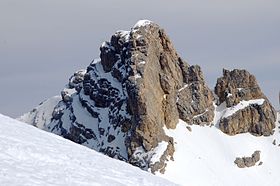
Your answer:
(215, 69), (276, 136)
(234, 150), (261, 168)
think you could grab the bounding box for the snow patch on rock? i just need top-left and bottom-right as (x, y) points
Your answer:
(132, 141), (169, 170)
(133, 20), (153, 29)
(222, 99), (265, 118)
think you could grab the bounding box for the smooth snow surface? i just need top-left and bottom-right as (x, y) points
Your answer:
(160, 112), (280, 186)
(0, 114), (177, 186)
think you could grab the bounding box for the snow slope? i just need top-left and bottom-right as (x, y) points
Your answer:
(0, 114), (177, 186)
(159, 112), (280, 186)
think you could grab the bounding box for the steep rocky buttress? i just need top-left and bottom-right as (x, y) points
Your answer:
(215, 69), (276, 136)
(19, 20), (277, 174)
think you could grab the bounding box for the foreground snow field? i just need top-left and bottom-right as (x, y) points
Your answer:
(160, 112), (280, 186)
(8, 107), (280, 186)
(0, 114), (177, 186)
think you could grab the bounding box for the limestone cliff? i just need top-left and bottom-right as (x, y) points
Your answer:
(215, 69), (276, 136)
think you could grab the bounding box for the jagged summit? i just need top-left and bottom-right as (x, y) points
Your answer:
(19, 20), (277, 177)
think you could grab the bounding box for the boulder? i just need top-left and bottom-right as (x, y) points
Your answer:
(234, 150), (261, 168)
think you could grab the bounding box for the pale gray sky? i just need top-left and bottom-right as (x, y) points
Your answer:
(0, 0), (279, 118)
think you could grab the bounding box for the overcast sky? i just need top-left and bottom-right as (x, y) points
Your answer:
(0, 0), (279, 118)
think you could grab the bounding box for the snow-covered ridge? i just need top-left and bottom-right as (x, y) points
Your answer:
(18, 96), (61, 129)
(0, 114), (177, 186)
(18, 59), (131, 160)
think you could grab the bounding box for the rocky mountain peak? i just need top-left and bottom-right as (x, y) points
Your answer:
(96, 19), (215, 172)
(19, 20), (277, 175)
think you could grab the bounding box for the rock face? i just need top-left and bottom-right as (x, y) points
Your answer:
(177, 65), (214, 125)
(19, 20), (214, 173)
(215, 69), (276, 136)
(234, 150), (261, 168)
